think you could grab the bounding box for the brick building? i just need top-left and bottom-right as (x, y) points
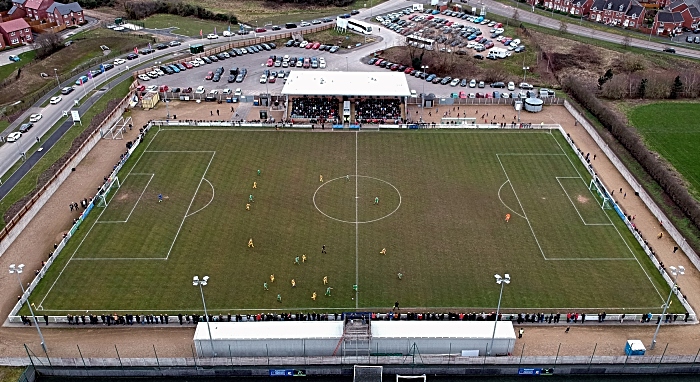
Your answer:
(47, 2), (83, 27)
(0, 18), (33, 45)
(589, 0), (646, 28)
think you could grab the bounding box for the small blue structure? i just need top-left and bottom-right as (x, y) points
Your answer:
(625, 340), (646, 355)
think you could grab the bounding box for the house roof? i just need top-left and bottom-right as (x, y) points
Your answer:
(656, 10), (686, 22)
(12, 0), (27, 4)
(688, 5), (700, 17)
(626, 2), (644, 16)
(591, 0), (630, 12)
(24, 0), (48, 9)
(7, 5), (18, 14)
(0, 18), (30, 32)
(47, 2), (83, 15)
(668, 0), (686, 10)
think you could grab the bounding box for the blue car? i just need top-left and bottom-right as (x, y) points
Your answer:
(467, 34), (478, 40)
(475, 16), (484, 23)
(169, 65), (180, 73)
(425, 74), (436, 82)
(431, 10), (439, 14)
(9, 55), (20, 62)
(75, 75), (89, 85)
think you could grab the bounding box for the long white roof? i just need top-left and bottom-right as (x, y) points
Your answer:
(193, 321), (343, 341)
(281, 71), (411, 97)
(371, 321), (516, 339)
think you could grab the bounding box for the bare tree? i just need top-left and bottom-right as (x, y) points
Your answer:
(33, 32), (63, 59)
(622, 35), (631, 49)
(559, 20), (568, 34)
(513, 9), (520, 22)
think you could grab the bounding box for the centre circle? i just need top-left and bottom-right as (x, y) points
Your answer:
(313, 175), (401, 224)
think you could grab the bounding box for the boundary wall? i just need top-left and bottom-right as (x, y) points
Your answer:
(5, 120), (695, 324)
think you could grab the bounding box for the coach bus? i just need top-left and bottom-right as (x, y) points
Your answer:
(347, 18), (373, 34)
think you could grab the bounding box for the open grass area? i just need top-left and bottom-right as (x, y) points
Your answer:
(0, 50), (36, 82)
(628, 102), (700, 200)
(302, 28), (371, 50)
(192, 0), (389, 26)
(0, 78), (133, 229)
(0, 29), (150, 108)
(0, 367), (23, 382)
(142, 14), (235, 37)
(27, 129), (676, 315)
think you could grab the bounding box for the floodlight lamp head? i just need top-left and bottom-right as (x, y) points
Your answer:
(504, 274), (511, 283)
(193, 276), (199, 286)
(678, 266), (685, 275)
(201, 276), (209, 286)
(9, 264), (16, 273)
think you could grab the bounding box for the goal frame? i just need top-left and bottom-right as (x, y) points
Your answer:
(353, 365), (383, 382)
(589, 178), (612, 210)
(96, 176), (121, 208)
(396, 375), (426, 382)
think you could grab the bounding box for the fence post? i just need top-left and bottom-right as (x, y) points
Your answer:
(657, 343), (668, 369)
(554, 343), (561, 365)
(153, 344), (161, 370)
(77, 344), (89, 376)
(115, 344), (124, 371)
(518, 343), (525, 365)
(588, 343), (597, 372)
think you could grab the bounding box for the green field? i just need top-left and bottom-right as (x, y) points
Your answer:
(27, 129), (676, 315)
(142, 14), (235, 37)
(628, 102), (700, 200)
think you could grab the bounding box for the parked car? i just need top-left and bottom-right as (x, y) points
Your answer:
(207, 33), (219, 39)
(9, 55), (20, 62)
(6, 131), (21, 142)
(61, 87), (74, 95)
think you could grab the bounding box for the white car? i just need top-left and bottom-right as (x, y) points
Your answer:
(6, 132), (21, 142)
(49, 96), (62, 104)
(222, 88), (232, 95)
(137, 74), (150, 81)
(207, 33), (219, 39)
(234, 88), (242, 96)
(410, 89), (417, 98)
(300, 41), (309, 48)
(296, 60), (303, 68)
(300, 21), (311, 27)
(190, 60), (200, 67)
(146, 85), (158, 92)
(114, 58), (126, 65)
(156, 69), (165, 76)
(29, 113), (42, 122)
(507, 81), (515, 91)
(195, 86), (206, 94)
(450, 78), (460, 87)
(319, 57), (326, 68)
(259, 74), (267, 83)
(469, 79), (477, 88)
(510, 39), (521, 47)
(283, 54), (290, 62)
(223, 30), (233, 37)
(194, 58), (205, 66)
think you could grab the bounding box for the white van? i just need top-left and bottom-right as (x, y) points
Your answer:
(223, 30), (233, 37)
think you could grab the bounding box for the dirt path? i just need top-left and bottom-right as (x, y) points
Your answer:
(0, 103), (698, 360)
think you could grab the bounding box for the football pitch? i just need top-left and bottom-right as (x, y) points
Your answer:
(28, 128), (676, 315)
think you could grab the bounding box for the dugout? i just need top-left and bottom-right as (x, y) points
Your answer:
(193, 321), (343, 357)
(370, 321), (516, 356)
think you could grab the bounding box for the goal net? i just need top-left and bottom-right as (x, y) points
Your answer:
(589, 178), (612, 210)
(96, 176), (121, 208)
(354, 365), (383, 382)
(397, 375), (426, 382)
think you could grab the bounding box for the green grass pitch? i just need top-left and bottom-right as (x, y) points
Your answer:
(628, 102), (700, 200)
(27, 128), (679, 315)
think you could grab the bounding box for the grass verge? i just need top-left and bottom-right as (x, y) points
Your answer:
(142, 14), (235, 37)
(0, 50), (36, 82)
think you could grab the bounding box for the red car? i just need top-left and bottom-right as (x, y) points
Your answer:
(136, 85), (146, 92)
(426, 15), (434, 20)
(404, 67), (413, 74)
(374, 59), (384, 66)
(159, 85), (170, 92)
(475, 36), (484, 43)
(305, 43), (313, 49)
(446, 21), (453, 26)
(183, 62), (193, 69)
(459, 91), (466, 99)
(390, 64), (399, 71)
(267, 58), (274, 67)
(255, 27), (267, 33)
(205, 71), (213, 80)
(311, 42), (321, 49)
(268, 76), (276, 83)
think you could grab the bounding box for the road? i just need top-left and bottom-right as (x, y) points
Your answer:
(478, 0), (700, 59)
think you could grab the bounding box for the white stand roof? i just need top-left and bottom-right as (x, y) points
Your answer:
(193, 321), (343, 341)
(371, 321), (516, 340)
(281, 71), (411, 97)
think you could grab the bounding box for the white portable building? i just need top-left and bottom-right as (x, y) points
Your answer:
(193, 321), (343, 357)
(370, 321), (516, 356)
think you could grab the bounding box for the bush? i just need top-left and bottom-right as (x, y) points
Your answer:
(563, 76), (700, 232)
(125, 0), (238, 24)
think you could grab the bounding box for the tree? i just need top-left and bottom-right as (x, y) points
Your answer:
(559, 20), (568, 34)
(670, 75), (683, 99)
(622, 35), (630, 49)
(33, 32), (63, 59)
(598, 68), (613, 89)
(513, 9), (520, 22)
(637, 78), (647, 98)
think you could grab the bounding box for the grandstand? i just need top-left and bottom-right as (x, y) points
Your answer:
(281, 71), (411, 124)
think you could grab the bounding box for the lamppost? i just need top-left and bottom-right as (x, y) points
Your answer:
(193, 275), (216, 357)
(522, 66), (530, 83)
(9, 264), (48, 354)
(346, 56), (349, 71)
(421, 65), (428, 123)
(488, 273), (510, 356)
(650, 265), (684, 350)
(53, 68), (59, 87)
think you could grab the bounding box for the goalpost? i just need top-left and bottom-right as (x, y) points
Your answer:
(396, 375), (426, 382)
(96, 176), (121, 208)
(353, 365), (383, 382)
(589, 178), (612, 210)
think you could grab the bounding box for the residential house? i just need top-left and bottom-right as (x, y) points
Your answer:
(539, 0), (595, 16)
(681, 5), (700, 28)
(0, 18), (33, 45)
(6, 0), (28, 20)
(23, 0), (52, 21)
(47, 2), (83, 27)
(653, 10), (686, 33)
(589, 0), (646, 27)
